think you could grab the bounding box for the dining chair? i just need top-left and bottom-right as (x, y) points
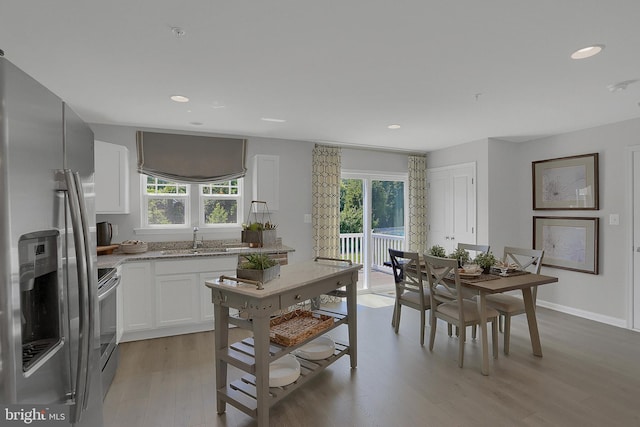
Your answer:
(388, 249), (431, 346)
(481, 246), (544, 355)
(423, 254), (499, 369)
(451, 243), (490, 337)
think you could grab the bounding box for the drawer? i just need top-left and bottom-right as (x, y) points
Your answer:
(155, 256), (237, 275)
(279, 275), (351, 308)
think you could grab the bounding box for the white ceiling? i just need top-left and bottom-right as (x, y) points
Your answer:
(2, 1), (639, 153)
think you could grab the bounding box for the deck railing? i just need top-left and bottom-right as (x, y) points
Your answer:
(339, 232), (404, 270)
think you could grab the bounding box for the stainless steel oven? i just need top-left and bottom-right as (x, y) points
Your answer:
(97, 267), (120, 399)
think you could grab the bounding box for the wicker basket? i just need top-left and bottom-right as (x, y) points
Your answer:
(269, 309), (334, 347)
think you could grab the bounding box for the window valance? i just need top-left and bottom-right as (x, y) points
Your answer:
(136, 130), (247, 183)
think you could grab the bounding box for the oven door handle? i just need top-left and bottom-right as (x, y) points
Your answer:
(98, 275), (121, 302)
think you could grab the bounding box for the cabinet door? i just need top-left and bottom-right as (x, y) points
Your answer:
(95, 140), (130, 214)
(200, 270), (236, 322)
(156, 274), (199, 327)
(427, 163), (476, 253)
(122, 262), (153, 332)
(253, 154), (279, 211)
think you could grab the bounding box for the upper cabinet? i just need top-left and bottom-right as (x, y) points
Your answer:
(95, 140), (130, 214)
(252, 154), (279, 211)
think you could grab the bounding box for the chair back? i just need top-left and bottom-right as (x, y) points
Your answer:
(389, 249), (426, 303)
(503, 246), (544, 301)
(457, 243), (490, 260)
(502, 246), (544, 274)
(423, 255), (464, 306)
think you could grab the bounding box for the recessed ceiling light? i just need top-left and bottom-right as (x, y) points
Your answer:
(170, 95), (189, 103)
(607, 79), (638, 92)
(261, 117), (286, 123)
(189, 121), (203, 126)
(570, 45), (604, 59)
(387, 124), (401, 129)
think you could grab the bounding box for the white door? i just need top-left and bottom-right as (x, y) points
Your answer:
(427, 163), (476, 254)
(633, 149), (640, 330)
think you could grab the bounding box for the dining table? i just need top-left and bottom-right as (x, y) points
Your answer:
(452, 270), (558, 375)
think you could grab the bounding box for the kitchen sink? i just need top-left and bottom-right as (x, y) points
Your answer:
(160, 248), (229, 255)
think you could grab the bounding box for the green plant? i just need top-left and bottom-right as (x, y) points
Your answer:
(242, 221), (277, 231)
(474, 252), (496, 269)
(448, 248), (470, 265)
(428, 245), (447, 258)
(239, 253), (278, 270)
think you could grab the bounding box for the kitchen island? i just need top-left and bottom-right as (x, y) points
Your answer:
(205, 258), (361, 427)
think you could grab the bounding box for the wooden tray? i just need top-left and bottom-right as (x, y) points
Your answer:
(269, 309), (334, 347)
(97, 244), (119, 255)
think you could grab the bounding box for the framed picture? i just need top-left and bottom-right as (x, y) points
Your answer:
(533, 216), (599, 274)
(532, 153), (599, 210)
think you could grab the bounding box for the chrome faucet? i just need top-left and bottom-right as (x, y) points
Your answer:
(192, 226), (201, 249)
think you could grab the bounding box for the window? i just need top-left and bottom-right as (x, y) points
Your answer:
(142, 176), (189, 227)
(141, 175), (243, 229)
(200, 180), (242, 227)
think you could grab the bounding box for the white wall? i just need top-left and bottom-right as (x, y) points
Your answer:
(514, 118), (640, 326)
(427, 118), (640, 327)
(91, 124), (410, 264)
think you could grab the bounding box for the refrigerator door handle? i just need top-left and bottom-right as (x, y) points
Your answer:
(64, 170), (93, 423)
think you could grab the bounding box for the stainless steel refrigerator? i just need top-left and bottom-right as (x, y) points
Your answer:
(0, 58), (104, 425)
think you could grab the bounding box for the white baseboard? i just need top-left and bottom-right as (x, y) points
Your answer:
(537, 299), (627, 329)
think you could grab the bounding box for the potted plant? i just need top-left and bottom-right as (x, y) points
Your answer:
(448, 247), (470, 267)
(474, 251), (496, 273)
(428, 244), (447, 258)
(241, 221), (277, 247)
(237, 253), (281, 284)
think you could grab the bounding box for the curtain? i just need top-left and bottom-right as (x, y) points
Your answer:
(408, 155), (428, 252)
(312, 145), (341, 258)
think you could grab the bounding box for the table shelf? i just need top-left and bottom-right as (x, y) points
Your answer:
(218, 342), (349, 418)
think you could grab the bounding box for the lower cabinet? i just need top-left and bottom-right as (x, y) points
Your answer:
(120, 255), (237, 342)
(121, 262), (154, 333)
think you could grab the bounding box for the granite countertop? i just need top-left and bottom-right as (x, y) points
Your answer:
(96, 244), (295, 269)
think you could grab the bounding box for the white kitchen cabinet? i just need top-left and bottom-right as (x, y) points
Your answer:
(120, 256), (238, 342)
(156, 274), (199, 327)
(253, 154), (279, 211)
(95, 140), (130, 214)
(121, 262), (153, 333)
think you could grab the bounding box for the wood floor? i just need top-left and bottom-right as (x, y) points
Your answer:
(104, 297), (640, 427)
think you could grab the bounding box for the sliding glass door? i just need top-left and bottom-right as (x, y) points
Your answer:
(340, 172), (407, 292)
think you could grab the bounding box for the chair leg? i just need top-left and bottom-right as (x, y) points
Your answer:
(499, 314), (504, 333)
(420, 310), (425, 346)
(458, 325), (465, 368)
(394, 304), (402, 334)
(447, 323), (453, 337)
(472, 325), (477, 340)
(504, 314), (511, 355)
(429, 314), (437, 351)
(391, 303), (397, 328)
(492, 318), (499, 359)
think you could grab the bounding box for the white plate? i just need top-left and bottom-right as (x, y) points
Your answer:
(269, 354), (300, 387)
(293, 336), (335, 360)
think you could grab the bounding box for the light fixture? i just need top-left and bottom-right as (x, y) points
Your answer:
(387, 124), (401, 129)
(570, 45), (604, 59)
(170, 95), (189, 103)
(171, 27), (186, 38)
(261, 117), (286, 123)
(189, 121), (203, 126)
(607, 79), (638, 92)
